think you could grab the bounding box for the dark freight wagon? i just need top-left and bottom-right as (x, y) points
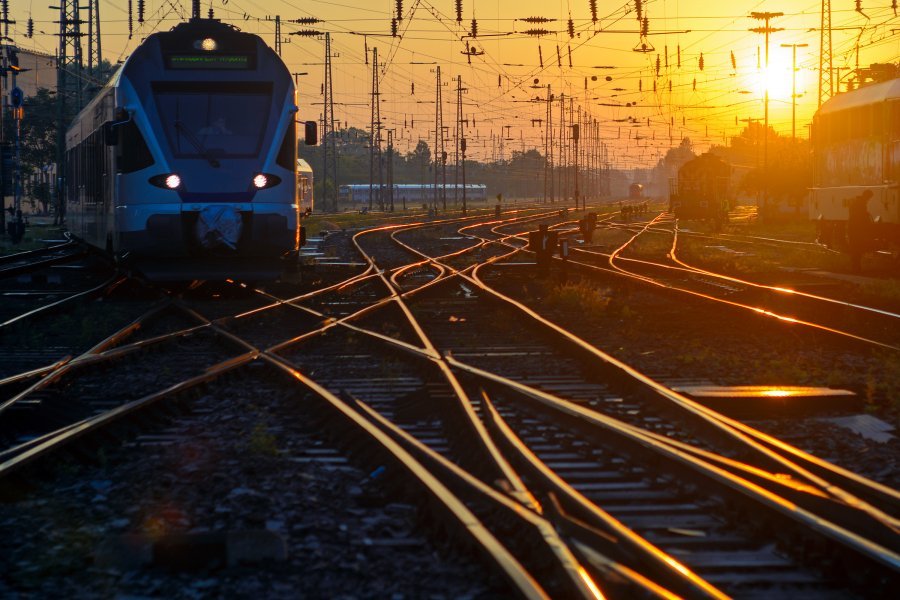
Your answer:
(668, 153), (732, 222)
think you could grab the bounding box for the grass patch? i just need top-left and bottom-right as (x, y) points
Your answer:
(0, 223), (66, 256)
(545, 281), (612, 316)
(859, 278), (900, 307)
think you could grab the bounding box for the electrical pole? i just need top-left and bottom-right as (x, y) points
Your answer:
(572, 121), (580, 211)
(558, 93), (566, 201)
(387, 129), (394, 211)
(323, 33), (338, 212)
(86, 0), (102, 75)
(274, 16), (282, 56)
(369, 46), (381, 212)
(781, 43), (808, 141)
(819, 0), (833, 107)
(455, 75), (464, 209)
(52, 0), (86, 225)
(749, 11), (783, 221)
(434, 66), (445, 212)
(544, 85), (553, 203)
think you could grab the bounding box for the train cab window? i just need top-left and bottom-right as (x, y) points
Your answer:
(276, 119), (296, 171)
(118, 120), (155, 173)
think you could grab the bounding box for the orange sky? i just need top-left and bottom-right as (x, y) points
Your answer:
(9, 1), (900, 167)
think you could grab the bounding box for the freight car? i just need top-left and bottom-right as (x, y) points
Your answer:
(64, 17), (316, 280)
(810, 77), (900, 259)
(668, 153), (732, 223)
(629, 183), (644, 199)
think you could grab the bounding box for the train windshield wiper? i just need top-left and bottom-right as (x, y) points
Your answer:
(174, 120), (221, 168)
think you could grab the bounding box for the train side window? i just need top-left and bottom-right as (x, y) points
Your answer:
(117, 120), (155, 173)
(276, 119), (296, 171)
(892, 102), (900, 140)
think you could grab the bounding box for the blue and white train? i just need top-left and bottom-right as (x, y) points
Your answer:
(65, 17), (316, 280)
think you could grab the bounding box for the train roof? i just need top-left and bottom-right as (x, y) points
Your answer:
(817, 77), (900, 115)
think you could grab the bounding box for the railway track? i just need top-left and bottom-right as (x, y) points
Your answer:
(1, 206), (897, 597)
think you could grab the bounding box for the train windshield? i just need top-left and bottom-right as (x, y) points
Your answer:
(154, 82), (272, 159)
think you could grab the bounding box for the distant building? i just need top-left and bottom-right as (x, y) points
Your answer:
(5, 48), (57, 97)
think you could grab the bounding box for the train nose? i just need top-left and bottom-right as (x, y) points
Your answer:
(196, 205), (243, 250)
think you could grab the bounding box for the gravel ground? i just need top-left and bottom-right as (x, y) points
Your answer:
(0, 373), (505, 599)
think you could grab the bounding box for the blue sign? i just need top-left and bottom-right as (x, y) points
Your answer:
(10, 87), (23, 108)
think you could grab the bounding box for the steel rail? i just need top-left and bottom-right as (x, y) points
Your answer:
(444, 355), (900, 573)
(479, 391), (729, 600)
(0, 273), (124, 329)
(384, 217), (900, 527)
(0, 350), (259, 480)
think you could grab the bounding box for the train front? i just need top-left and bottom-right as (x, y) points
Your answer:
(113, 19), (301, 280)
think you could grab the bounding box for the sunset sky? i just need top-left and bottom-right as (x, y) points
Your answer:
(9, 1), (900, 167)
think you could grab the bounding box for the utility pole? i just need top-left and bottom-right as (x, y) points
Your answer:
(52, 0), (86, 225)
(368, 46), (381, 212)
(544, 85), (553, 203)
(749, 11), (783, 220)
(819, 0), (833, 107)
(781, 42), (808, 141)
(86, 0), (101, 75)
(323, 32), (338, 212)
(387, 129), (394, 211)
(433, 66), (444, 212)
(558, 93), (566, 201)
(572, 122), (580, 211)
(455, 75), (464, 209)
(274, 15), (282, 56)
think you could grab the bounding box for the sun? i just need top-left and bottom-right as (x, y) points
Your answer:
(749, 47), (808, 102)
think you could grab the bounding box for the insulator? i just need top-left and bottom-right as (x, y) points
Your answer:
(730, 51), (736, 70)
(693, 78), (697, 91)
(635, 0), (643, 21)
(291, 17), (321, 24)
(668, 80), (672, 92)
(471, 18), (477, 38)
(290, 30), (323, 36)
(641, 16), (648, 36)
(321, 83), (324, 94)
(391, 18), (398, 37)
(396, 0), (403, 20)
(208, 7), (214, 18)
(138, 0), (145, 23)
(567, 17), (575, 38)
(855, 0), (862, 11)
(524, 29), (550, 36)
(653, 80), (657, 92)
(590, 0), (598, 23)
(655, 54), (660, 76)
(27, 17), (34, 38)
(411, 82), (415, 94)
(128, 0), (133, 37)
(677, 44), (681, 67)
(521, 16), (553, 23)
(639, 79), (642, 91)
(456, 0), (463, 23)
(698, 53), (704, 71)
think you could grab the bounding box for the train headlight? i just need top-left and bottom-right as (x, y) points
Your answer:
(149, 173), (183, 190)
(250, 173), (281, 190)
(196, 38), (217, 51)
